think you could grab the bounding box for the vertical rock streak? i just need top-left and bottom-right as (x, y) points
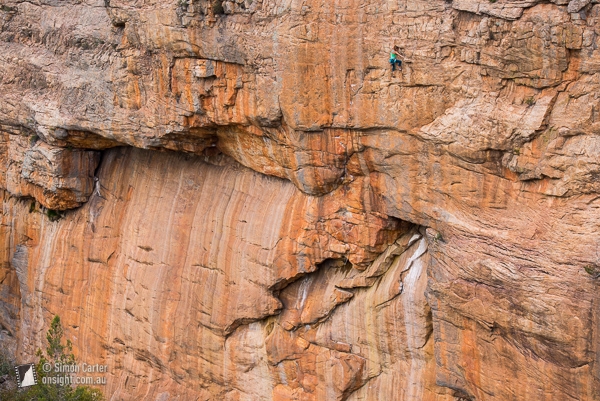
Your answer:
(401, 237), (429, 401)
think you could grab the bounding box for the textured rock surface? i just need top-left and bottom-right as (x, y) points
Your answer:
(0, 0), (600, 400)
(0, 132), (100, 209)
(0, 147), (407, 400)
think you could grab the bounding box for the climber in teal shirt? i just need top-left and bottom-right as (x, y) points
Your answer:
(390, 45), (402, 72)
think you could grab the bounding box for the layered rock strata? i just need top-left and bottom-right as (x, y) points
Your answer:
(0, 0), (599, 400)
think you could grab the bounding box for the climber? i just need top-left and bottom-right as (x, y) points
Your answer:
(390, 45), (403, 72)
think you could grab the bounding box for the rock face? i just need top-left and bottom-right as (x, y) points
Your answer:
(0, 132), (100, 209)
(0, 0), (599, 400)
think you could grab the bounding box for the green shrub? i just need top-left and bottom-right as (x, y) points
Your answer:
(0, 349), (14, 377)
(584, 265), (599, 278)
(0, 315), (104, 401)
(0, 5), (17, 12)
(45, 209), (63, 222)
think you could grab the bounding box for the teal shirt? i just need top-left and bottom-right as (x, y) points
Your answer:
(390, 52), (397, 60)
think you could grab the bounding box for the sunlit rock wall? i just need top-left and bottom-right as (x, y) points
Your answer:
(1, 0), (599, 400)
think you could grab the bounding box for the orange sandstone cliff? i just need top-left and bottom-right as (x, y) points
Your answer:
(0, 0), (599, 400)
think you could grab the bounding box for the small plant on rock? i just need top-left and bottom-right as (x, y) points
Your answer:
(584, 265), (600, 279)
(0, 5), (17, 12)
(427, 228), (444, 243)
(0, 349), (14, 377)
(0, 316), (104, 400)
(45, 208), (64, 222)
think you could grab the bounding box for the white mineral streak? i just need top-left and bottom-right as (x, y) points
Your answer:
(401, 237), (429, 401)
